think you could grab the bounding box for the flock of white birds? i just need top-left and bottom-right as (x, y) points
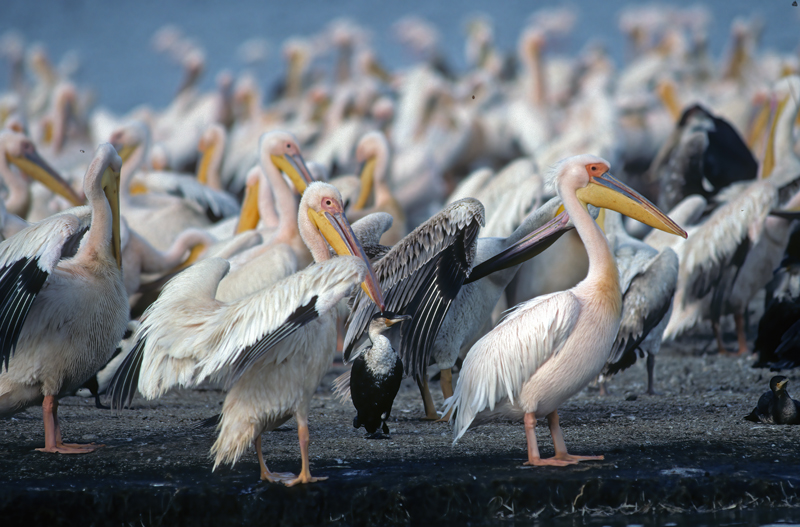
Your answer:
(0, 5), (798, 485)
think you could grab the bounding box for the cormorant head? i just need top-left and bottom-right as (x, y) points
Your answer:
(770, 376), (789, 394)
(368, 311), (412, 334)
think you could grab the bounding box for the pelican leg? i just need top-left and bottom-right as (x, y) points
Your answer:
(435, 368), (454, 422)
(547, 410), (603, 465)
(734, 311), (749, 356)
(256, 435), (295, 483)
(645, 354), (660, 395)
(36, 396), (103, 454)
(417, 376), (439, 420)
(285, 414), (327, 487)
(712, 321), (728, 355)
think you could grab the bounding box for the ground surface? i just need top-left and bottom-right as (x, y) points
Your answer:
(3, 324), (800, 526)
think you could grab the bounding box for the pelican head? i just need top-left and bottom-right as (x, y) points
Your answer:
(352, 131), (389, 210)
(109, 121), (149, 164)
(261, 130), (314, 195)
(554, 154), (687, 238)
(0, 130), (83, 206)
(300, 182), (385, 311)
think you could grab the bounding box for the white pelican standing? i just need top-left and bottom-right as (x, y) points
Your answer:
(0, 143), (128, 453)
(109, 182), (384, 485)
(446, 155), (685, 466)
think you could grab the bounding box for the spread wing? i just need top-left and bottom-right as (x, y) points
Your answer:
(343, 198), (485, 383)
(108, 255), (367, 409)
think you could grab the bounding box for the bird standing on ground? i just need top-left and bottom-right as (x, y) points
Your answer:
(446, 154), (685, 466)
(110, 182), (385, 486)
(349, 312), (410, 437)
(0, 143), (128, 453)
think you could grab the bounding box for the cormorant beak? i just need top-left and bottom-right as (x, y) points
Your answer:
(384, 314), (412, 326)
(271, 152), (314, 195)
(352, 157), (375, 210)
(235, 177), (260, 234)
(777, 379), (789, 391)
(576, 168), (687, 238)
(100, 165), (123, 269)
(6, 148), (84, 206)
(308, 205), (386, 311)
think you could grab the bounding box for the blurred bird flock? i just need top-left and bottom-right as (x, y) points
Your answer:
(0, 0), (799, 488)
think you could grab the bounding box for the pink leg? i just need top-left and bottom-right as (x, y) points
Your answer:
(285, 414), (327, 486)
(36, 396), (103, 454)
(256, 435), (295, 483)
(547, 410), (603, 464)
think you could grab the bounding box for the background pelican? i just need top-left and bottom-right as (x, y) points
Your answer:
(0, 143), (128, 453)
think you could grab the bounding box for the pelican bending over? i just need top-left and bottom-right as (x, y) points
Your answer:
(445, 155), (685, 466)
(109, 182), (384, 485)
(0, 144), (127, 453)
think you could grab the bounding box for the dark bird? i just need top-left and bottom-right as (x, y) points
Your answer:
(645, 104), (757, 212)
(754, 224), (800, 370)
(350, 312), (411, 437)
(744, 376), (800, 424)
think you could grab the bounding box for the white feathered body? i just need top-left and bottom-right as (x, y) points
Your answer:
(0, 215), (128, 414)
(449, 275), (621, 440)
(212, 314), (336, 468)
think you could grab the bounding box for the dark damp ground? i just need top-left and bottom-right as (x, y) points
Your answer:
(3, 319), (800, 526)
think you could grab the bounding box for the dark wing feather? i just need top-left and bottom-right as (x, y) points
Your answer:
(0, 212), (84, 371)
(108, 336), (146, 410)
(343, 199), (484, 363)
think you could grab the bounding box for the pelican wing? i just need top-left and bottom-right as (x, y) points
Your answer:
(0, 209), (87, 370)
(141, 171), (240, 220)
(343, 199), (485, 380)
(605, 248), (678, 375)
(680, 182), (774, 303)
(447, 290), (581, 442)
(109, 255), (366, 408)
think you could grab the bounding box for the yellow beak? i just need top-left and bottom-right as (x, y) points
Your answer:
(307, 207), (386, 311)
(270, 153), (314, 195)
(235, 179), (261, 234)
(100, 165), (123, 269)
(762, 94), (789, 180)
(6, 149), (83, 206)
(575, 171), (687, 238)
(196, 137), (214, 186)
(352, 157), (375, 210)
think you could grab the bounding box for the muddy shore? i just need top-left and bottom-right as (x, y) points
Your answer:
(3, 325), (800, 526)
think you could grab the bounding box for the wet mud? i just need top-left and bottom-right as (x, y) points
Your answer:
(2, 327), (800, 526)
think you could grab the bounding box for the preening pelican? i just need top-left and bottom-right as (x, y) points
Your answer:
(0, 143), (128, 453)
(445, 154), (685, 466)
(109, 182), (384, 485)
